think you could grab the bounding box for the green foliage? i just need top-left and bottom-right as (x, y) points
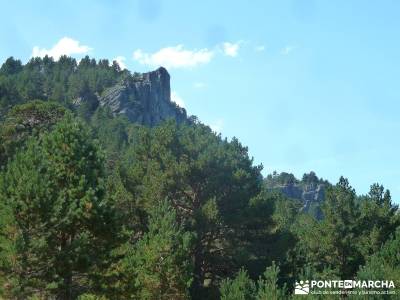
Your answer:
(77, 294), (108, 300)
(90, 107), (130, 171)
(0, 117), (117, 299)
(0, 57), (22, 75)
(255, 262), (288, 300)
(264, 171), (329, 188)
(263, 171), (329, 221)
(264, 171), (298, 187)
(220, 263), (287, 300)
(117, 120), (264, 298)
(0, 55), (126, 119)
(0, 56), (399, 300)
(220, 269), (256, 300)
(289, 177), (399, 284)
(317, 177), (362, 278)
(289, 177), (361, 279)
(356, 229), (400, 298)
(122, 200), (194, 300)
(0, 100), (67, 167)
(243, 189), (297, 280)
(301, 171), (329, 186)
(357, 184), (400, 258)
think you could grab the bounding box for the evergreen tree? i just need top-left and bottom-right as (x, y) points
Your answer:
(219, 263), (288, 300)
(292, 177), (363, 279)
(122, 200), (194, 300)
(255, 262), (287, 300)
(356, 229), (400, 298)
(0, 117), (117, 299)
(118, 120), (264, 298)
(220, 269), (256, 300)
(0, 57), (23, 75)
(0, 55), (124, 118)
(0, 100), (67, 167)
(358, 184), (400, 258)
(90, 108), (130, 171)
(320, 177), (362, 278)
(1, 55), (399, 300)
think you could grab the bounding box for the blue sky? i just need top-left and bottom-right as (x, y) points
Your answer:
(1, 0), (400, 202)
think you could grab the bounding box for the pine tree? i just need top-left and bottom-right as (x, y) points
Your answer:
(0, 100), (67, 167)
(0, 117), (116, 299)
(320, 177), (362, 278)
(292, 177), (363, 279)
(220, 269), (256, 300)
(358, 184), (400, 258)
(255, 262), (287, 300)
(219, 263), (288, 300)
(118, 120), (264, 298)
(122, 200), (194, 300)
(356, 229), (400, 299)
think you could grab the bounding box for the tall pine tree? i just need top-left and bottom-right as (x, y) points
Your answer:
(0, 117), (116, 299)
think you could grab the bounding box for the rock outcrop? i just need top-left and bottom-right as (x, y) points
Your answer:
(278, 182), (325, 215)
(265, 171), (329, 219)
(99, 67), (187, 126)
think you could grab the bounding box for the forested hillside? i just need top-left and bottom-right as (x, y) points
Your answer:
(0, 56), (399, 299)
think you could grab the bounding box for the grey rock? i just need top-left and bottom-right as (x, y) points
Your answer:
(275, 183), (326, 219)
(99, 67), (186, 126)
(280, 184), (303, 200)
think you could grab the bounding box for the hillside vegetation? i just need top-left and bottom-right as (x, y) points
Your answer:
(0, 57), (399, 299)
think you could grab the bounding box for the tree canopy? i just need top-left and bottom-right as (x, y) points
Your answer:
(0, 56), (398, 299)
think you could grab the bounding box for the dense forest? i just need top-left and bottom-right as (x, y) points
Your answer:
(0, 56), (399, 299)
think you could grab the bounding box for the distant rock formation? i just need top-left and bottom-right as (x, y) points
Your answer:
(265, 171), (329, 219)
(278, 182), (325, 218)
(99, 67), (187, 126)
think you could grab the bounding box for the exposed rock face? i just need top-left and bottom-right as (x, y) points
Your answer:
(281, 183), (324, 207)
(277, 183), (325, 219)
(99, 67), (187, 126)
(264, 171), (329, 219)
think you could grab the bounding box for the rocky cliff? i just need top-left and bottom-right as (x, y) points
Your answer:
(277, 182), (325, 218)
(99, 67), (187, 126)
(265, 171), (329, 219)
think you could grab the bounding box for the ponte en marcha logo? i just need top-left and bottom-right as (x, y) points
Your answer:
(294, 279), (396, 296)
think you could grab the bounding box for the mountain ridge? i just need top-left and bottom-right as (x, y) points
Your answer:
(98, 67), (187, 126)
(0, 56), (187, 127)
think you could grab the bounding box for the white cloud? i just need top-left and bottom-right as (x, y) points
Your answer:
(222, 42), (240, 57)
(113, 56), (127, 70)
(171, 90), (185, 108)
(255, 45), (265, 52)
(31, 37), (92, 60)
(132, 41), (247, 69)
(281, 45), (296, 55)
(210, 119), (224, 133)
(133, 45), (214, 69)
(193, 82), (206, 89)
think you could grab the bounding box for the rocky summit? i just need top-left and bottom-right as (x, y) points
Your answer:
(99, 67), (187, 126)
